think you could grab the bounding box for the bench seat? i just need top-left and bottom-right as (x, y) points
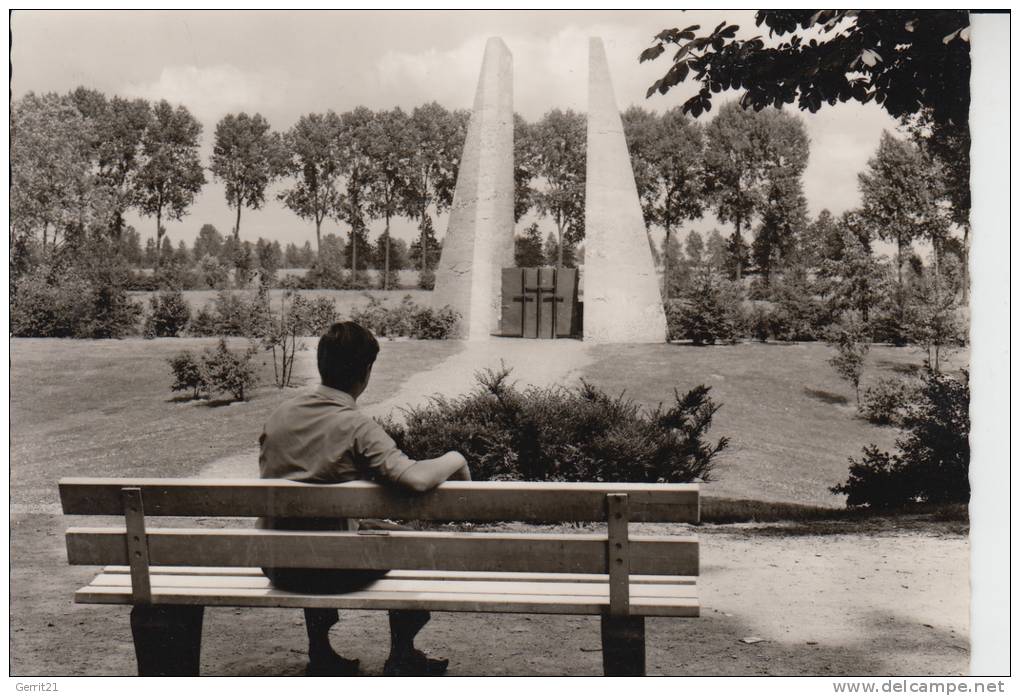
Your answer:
(78, 567), (699, 617)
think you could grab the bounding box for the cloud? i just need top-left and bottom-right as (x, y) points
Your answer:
(122, 64), (289, 126)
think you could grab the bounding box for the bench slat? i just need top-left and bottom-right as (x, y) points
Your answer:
(87, 573), (697, 599)
(100, 566), (697, 585)
(67, 528), (699, 576)
(74, 584), (699, 617)
(59, 478), (700, 523)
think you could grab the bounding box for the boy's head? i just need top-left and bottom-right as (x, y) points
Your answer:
(317, 322), (380, 395)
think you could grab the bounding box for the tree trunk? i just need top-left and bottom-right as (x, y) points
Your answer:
(154, 210), (163, 271)
(556, 225), (564, 269)
(734, 218), (743, 281)
(234, 203), (242, 241)
(315, 219), (322, 254)
(663, 224), (672, 299)
(420, 202), (428, 274)
(41, 223), (48, 252)
(961, 227), (970, 303)
(896, 236), (904, 289)
(932, 234), (941, 280)
(384, 217), (391, 291)
(351, 228), (358, 281)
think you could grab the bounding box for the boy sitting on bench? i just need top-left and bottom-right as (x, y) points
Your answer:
(259, 321), (471, 676)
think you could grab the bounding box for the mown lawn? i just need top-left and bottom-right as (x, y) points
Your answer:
(580, 341), (968, 508)
(10, 337), (462, 509)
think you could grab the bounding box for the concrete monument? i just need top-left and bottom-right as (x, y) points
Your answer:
(582, 37), (668, 343)
(431, 37), (516, 340)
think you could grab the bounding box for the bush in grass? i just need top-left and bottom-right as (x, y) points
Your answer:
(418, 268), (436, 290)
(144, 289), (192, 338)
(189, 288), (271, 337)
(380, 367), (728, 484)
(11, 265), (142, 338)
(167, 351), (207, 399)
(827, 317), (870, 405)
(350, 295), (459, 339)
(665, 268), (743, 345)
(11, 270), (93, 337)
(832, 368), (969, 508)
(858, 376), (916, 426)
(261, 289), (339, 388)
(200, 339), (259, 402)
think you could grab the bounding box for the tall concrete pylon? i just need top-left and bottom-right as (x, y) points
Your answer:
(583, 37), (668, 343)
(431, 37), (515, 340)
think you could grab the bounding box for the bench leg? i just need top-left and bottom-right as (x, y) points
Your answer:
(600, 615), (645, 676)
(130, 605), (204, 676)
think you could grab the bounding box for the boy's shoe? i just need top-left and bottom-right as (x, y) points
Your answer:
(306, 655), (360, 676)
(383, 649), (449, 676)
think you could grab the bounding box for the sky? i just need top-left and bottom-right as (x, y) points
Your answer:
(11, 9), (903, 250)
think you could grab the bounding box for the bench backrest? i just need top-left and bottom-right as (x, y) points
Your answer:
(61, 478), (700, 615)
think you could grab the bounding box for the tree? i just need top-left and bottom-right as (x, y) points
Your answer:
(135, 100), (206, 270)
(528, 109), (586, 268)
(705, 229), (728, 271)
(543, 231), (575, 269)
(513, 113), (535, 222)
(828, 316), (870, 405)
(858, 131), (937, 288)
(11, 92), (98, 252)
(819, 225), (885, 325)
(278, 111), (344, 252)
(669, 266), (743, 345)
(401, 103), (465, 277)
(70, 89), (152, 239)
(366, 108), (412, 290)
(641, 11), (970, 132)
(800, 209), (843, 271)
(514, 223), (545, 267)
(333, 107), (377, 282)
(255, 238), (283, 284)
(906, 273), (965, 372)
(210, 112), (282, 241)
(749, 109), (809, 283)
(193, 224), (224, 261)
(703, 102), (766, 280)
(624, 107), (706, 297)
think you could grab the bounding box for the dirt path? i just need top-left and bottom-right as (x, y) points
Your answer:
(200, 338), (592, 478)
(12, 515), (968, 676)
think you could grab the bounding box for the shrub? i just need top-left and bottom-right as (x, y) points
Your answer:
(189, 288), (271, 337)
(11, 271), (94, 337)
(832, 368), (969, 508)
(858, 377), (916, 426)
(167, 351), (207, 399)
(11, 266), (142, 338)
(201, 339), (259, 402)
(197, 253), (230, 290)
(418, 268), (436, 290)
(827, 317), (870, 404)
(665, 268), (743, 345)
(261, 291), (339, 388)
(380, 367), (728, 484)
(144, 290), (192, 338)
(350, 295), (460, 339)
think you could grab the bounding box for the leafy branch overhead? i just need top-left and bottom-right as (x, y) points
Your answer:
(640, 10), (971, 128)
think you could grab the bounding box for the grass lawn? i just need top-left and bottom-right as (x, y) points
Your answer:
(580, 341), (968, 508)
(10, 337), (462, 509)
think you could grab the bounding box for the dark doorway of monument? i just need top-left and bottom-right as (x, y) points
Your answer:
(499, 267), (581, 339)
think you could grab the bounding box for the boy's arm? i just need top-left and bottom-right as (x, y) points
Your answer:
(394, 451), (470, 493)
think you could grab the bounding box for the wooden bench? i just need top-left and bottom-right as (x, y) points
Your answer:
(60, 477), (700, 676)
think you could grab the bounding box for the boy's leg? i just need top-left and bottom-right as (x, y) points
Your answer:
(304, 608), (360, 676)
(385, 610), (449, 676)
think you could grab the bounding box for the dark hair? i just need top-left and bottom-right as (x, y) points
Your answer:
(317, 322), (380, 392)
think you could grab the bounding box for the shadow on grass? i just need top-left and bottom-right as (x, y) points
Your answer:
(875, 359), (922, 375)
(803, 387), (849, 405)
